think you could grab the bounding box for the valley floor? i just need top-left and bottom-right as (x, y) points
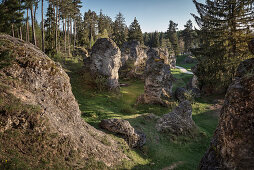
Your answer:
(53, 54), (221, 170)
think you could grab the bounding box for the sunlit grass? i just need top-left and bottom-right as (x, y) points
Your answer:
(51, 55), (218, 170)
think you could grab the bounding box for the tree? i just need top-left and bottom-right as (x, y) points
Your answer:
(192, 0), (254, 93)
(45, 1), (56, 54)
(98, 10), (113, 38)
(151, 31), (160, 48)
(112, 12), (127, 47)
(128, 17), (143, 43)
(182, 20), (194, 53)
(167, 20), (179, 55)
(83, 10), (98, 49)
(41, 0), (45, 52)
(0, 0), (24, 37)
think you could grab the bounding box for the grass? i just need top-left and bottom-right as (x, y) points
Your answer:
(50, 54), (219, 170)
(176, 55), (197, 71)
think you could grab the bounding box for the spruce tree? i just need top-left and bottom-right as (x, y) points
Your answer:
(167, 20), (179, 55)
(112, 12), (127, 47)
(192, 0), (254, 92)
(182, 20), (194, 53)
(128, 17), (143, 43)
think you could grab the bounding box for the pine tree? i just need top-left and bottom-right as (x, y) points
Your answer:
(45, 1), (56, 54)
(0, 0), (24, 36)
(83, 10), (98, 49)
(128, 17), (143, 43)
(112, 12), (127, 47)
(192, 0), (254, 92)
(167, 20), (179, 55)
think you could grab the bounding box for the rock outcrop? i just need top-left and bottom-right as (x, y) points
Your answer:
(175, 87), (188, 102)
(156, 100), (196, 135)
(120, 41), (149, 79)
(0, 34), (126, 169)
(137, 48), (173, 106)
(199, 41), (254, 169)
(100, 119), (146, 148)
(88, 38), (121, 90)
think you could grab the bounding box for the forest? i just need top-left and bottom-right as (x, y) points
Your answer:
(0, 0), (254, 169)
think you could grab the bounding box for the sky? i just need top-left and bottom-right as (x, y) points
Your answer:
(36, 0), (206, 32)
(80, 0), (205, 32)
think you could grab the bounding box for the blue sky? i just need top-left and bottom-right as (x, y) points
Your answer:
(80, 0), (205, 32)
(36, 0), (205, 32)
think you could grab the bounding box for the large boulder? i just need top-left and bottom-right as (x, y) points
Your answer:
(0, 34), (126, 169)
(120, 41), (149, 79)
(199, 51), (254, 168)
(156, 100), (196, 135)
(89, 38), (122, 90)
(137, 48), (174, 106)
(100, 119), (146, 148)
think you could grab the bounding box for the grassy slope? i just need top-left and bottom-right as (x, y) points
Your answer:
(176, 55), (197, 71)
(53, 54), (218, 170)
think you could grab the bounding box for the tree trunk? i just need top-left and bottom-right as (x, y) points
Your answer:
(30, 4), (37, 46)
(11, 24), (15, 37)
(20, 27), (22, 40)
(64, 18), (67, 53)
(55, 5), (58, 52)
(74, 18), (76, 48)
(41, 0), (45, 52)
(26, 8), (29, 42)
(67, 17), (70, 56)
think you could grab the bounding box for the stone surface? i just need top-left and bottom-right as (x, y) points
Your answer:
(156, 100), (196, 135)
(100, 119), (146, 148)
(120, 41), (149, 79)
(199, 58), (254, 169)
(0, 34), (126, 169)
(175, 87), (188, 102)
(137, 48), (173, 106)
(249, 39), (254, 54)
(89, 38), (122, 90)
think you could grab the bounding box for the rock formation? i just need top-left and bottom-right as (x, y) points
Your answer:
(100, 119), (146, 148)
(120, 41), (149, 79)
(175, 87), (188, 102)
(89, 38), (121, 90)
(137, 48), (174, 106)
(156, 100), (196, 135)
(0, 34), (126, 169)
(199, 41), (254, 169)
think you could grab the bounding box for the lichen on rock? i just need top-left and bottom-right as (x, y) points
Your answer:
(0, 34), (126, 169)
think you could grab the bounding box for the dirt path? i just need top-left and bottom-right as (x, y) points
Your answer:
(175, 66), (193, 75)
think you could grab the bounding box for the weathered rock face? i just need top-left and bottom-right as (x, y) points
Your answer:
(175, 87), (188, 102)
(89, 38), (121, 90)
(199, 58), (254, 169)
(0, 34), (125, 169)
(137, 48), (174, 106)
(100, 119), (146, 148)
(249, 39), (254, 54)
(156, 100), (196, 135)
(120, 41), (149, 79)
